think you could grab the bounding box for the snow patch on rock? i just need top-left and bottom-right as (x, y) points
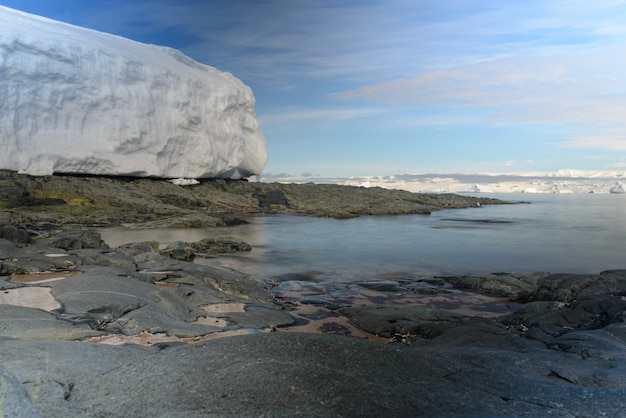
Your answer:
(168, 178), (200, 186)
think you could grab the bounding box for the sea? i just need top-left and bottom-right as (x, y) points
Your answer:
(99, 192), (626, 283)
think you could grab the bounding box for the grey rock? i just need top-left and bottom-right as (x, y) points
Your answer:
(429, 317), (544, 350)
(45, 264), (281, 337)
(445, 271), (547, 299)
(41, 229), (109, 250)
(253, 189), (289, 209)
(552, 322), (626, 361)
(0, 338), (152, 417)
(189, 236), (252, 254)
(530, 270), (626, 301)
(0, 256), (62, 275)
(0, 305), (101, 340)
(114, 303), (222, 337)
(0, 222), (33, 243)
(50, 268), (206, 336)
(58, 332), (626, 417)
(73, 249), (136, 273)
(0, 364), (41, 417)
(500, 295), (626, 342)
(443, 270), (626, 303)
(0, 229), (136, 273)
(115, 241), (167, 264)
(161, 241), (196, 261)
(147, 259), (272, 303)
(0, 332), (623, 417)
(224, 304), (295, 329)
(0, 246), (76, 275)
(0, 238), (20, 259)
(339, 305), (465, 338)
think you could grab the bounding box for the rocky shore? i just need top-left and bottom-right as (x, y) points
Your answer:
(1, 172), (625, 417)
(0, 170), (503, 227)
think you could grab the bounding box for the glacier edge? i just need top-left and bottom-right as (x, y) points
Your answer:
(0, 5), (268, 179)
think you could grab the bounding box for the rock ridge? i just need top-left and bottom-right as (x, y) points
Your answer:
(0, 171), (505, 229)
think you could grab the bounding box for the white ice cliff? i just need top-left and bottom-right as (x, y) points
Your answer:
(0, 6), (267, 179)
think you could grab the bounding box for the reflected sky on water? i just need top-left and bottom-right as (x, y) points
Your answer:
(98, 193), (626, 282)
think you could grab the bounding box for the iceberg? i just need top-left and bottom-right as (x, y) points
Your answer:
(467, 184), (493, 193)
(0, 6), (267, 179)
(609, 181), (625, 194)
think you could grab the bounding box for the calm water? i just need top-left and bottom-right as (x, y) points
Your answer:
(99, 193), (626, 282)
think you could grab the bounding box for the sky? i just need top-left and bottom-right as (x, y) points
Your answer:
(2, 0), (626, 178)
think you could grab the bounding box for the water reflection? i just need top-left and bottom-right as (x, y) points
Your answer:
(97, 194), (626, 283)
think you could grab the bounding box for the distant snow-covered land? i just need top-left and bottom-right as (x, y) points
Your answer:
(260, 170), (626, 194)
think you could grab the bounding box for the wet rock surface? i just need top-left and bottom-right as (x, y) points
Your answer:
(0, 173), (625, 416)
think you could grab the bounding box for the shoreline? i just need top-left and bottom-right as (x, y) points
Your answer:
(0, 173), (625, 416)
(0, 171), (505, 229)
(0, 225), (625, 416)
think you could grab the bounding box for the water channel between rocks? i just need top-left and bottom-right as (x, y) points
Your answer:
(97, 209), (570, 339)
(92, 194), (626, 342)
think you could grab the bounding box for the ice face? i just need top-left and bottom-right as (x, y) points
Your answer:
(609, 182), (625, 194)
(0, 6), (268, 179)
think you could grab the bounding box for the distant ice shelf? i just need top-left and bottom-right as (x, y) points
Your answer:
(0, 5), (267, 179)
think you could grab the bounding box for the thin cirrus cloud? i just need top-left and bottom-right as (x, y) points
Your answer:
(71, 1), (537, 84)
(330, 45), (626, 150)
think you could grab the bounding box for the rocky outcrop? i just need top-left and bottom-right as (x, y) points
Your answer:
(333, 271), (626, 345)
(0, 171), (504, 229)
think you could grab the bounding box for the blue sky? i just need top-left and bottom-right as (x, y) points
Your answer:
(3, 1), (626, 177)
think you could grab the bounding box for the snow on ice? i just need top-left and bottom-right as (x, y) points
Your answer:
(0, 6), (267, 179)
(467, 184), (493, 193)
(610, 182), (625, 194)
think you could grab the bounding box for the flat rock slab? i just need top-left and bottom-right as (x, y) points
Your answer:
(0, 365), (41, 417)
(220, 304), (295, 329)
(0, 332), (621, 417)
(0, 338), (152, 417)
(49, 268), (218, 336)
(339, 304), (466, 338)
(0, 305), (101, 340)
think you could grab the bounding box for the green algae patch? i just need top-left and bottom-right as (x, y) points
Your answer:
(30, 189), (94, 206)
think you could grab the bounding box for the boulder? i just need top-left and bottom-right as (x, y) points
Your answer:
(0, 223), (32, 243)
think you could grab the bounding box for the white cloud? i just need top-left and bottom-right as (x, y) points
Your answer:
(563, 134), (626, 150)
(331, 45), (626, 150)
(73, 1), (626, 85)
(605, 161), (626, 168)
